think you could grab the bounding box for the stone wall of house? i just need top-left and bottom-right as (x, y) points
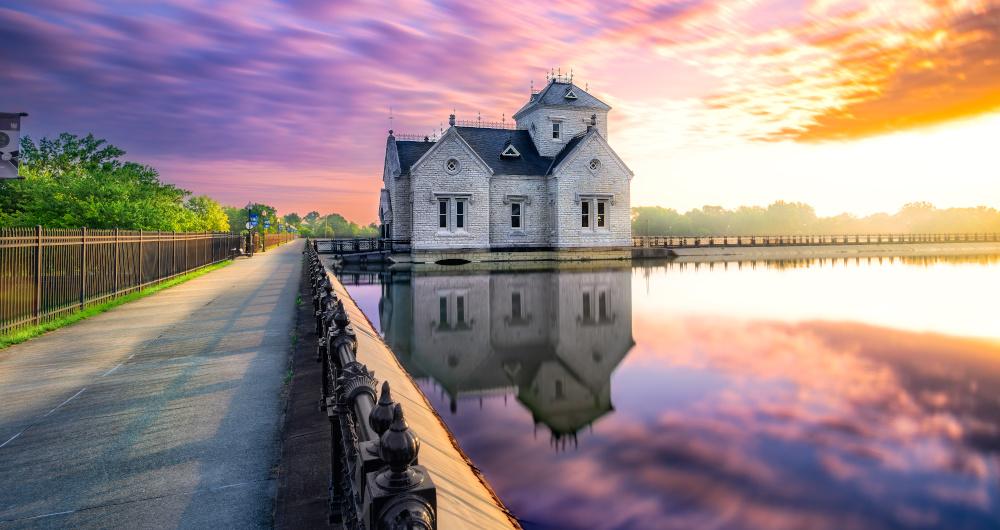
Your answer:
(516, 107), (608, 158)
(410, 133), (491, 251)
(551, 134), (631, 247)
(382, 137), (414, 240)
(488, 175), (552, 247)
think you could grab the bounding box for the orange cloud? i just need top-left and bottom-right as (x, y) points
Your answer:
(777, 2), (1000, 141)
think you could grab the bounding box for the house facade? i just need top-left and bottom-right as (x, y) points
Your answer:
(379, 78), (633, 262)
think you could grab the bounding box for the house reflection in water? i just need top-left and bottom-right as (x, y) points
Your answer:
(378, 267), (634, 445)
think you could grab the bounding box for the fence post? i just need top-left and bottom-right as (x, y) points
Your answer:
(172, 231), (177, 275)
(35, 225), (42, 325)
(138, 229), (143, 287)
(157, 230), (162, 281)
(80, 227), (88, 309)
(114, 227), (120, 295)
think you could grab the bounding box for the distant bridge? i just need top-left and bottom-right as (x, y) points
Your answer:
(633, 232), (999, 248)
(315, 238), (409, 263)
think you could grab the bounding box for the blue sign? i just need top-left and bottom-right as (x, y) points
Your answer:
(249, 213), (259, 223)
(263, 219), (271, 229)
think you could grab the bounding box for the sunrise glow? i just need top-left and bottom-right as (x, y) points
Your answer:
(3, 0), (998, 221)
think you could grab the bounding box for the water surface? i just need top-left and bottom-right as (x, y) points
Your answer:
(341, 256), (1000, 530)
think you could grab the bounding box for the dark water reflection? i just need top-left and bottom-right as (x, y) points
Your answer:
(340, 257), (1000, 530)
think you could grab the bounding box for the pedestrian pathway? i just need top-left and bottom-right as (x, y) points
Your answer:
(0, 240), (303, 529)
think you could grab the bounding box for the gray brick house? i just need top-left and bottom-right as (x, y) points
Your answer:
(379, 78), (633, 262)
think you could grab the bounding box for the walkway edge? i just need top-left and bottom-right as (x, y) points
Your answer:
(324, 267), (521, 529)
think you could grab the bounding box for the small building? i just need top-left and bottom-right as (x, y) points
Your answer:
(379, 77), (633, 262)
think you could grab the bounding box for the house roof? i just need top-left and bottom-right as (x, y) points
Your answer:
(395, 140), (434, 176)
(514, 80), (611, 119)
(454, 127), (552, 175)
(548, 131), (588, 173)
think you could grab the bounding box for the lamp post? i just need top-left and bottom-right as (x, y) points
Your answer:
(245, 201), (255, 257)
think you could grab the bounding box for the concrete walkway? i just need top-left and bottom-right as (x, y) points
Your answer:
(0, 240), (303, 529)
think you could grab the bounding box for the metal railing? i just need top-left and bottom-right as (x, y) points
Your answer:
(263, 232), (296, 251)
(1, 227), (243, 334)
(454, 119), (519, 130)
(317, 238), (411, 255)
(632, 233), (1000, 248)
(305, 241), (437, 529)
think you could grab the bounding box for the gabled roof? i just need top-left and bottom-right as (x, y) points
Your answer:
(548, 128), (635, 178)
(548, 132), (588, 173)
(395, 140), (435, 176)
(514, 80), (611, 119)
(454, 127), (552, 175)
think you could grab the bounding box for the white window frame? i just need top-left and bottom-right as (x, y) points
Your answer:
(434, 196), (469, 233)
(596, 200), (607, 229)
(455, 198), (465, 229)
(552, 122), (561, 140)
(438, 199), (448, 229)
(510, 201), (523, 230)
(580, 199), (610, 230)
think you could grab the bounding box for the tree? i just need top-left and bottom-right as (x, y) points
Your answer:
(184, 196), (230, 231)
(0, 133), (233, 231)
(631, 201), (1000, 235)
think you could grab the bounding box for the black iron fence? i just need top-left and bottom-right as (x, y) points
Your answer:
(0, 227), (243, 334)
(633, 233), (1000, 248)
(317, 238), (410, 255)
(305, 241), (437, 529)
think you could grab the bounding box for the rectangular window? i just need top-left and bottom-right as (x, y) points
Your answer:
(582, 292), (591, 321)
(455, 199), (465, 229)
(511, 202), (521, 229)
(511, 292), (522, 320)
(552, 122), (560, 139)
(581, 201), (590, 228)
(597, 201), (606, 228)
(439, 296), (448, 325)
(456, 295), (466, 324)
(438, 199), (448, 229)
(598, 292), (608, 321)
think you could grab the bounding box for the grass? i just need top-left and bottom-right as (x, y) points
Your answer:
(0, 260), (233, 350)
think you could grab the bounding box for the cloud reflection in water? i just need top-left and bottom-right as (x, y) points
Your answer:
(345, 262), (1000, 530)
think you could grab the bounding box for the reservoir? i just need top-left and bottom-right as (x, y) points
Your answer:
(339, 255), (1000, 530)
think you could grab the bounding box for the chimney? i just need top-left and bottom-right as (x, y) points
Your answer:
(448, 113), (456, 127)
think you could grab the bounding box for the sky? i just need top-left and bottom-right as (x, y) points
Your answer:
(2, 0), (999, 223)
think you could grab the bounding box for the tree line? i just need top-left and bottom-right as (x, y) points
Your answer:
(632, 202), (1000, 236)
(0, 133), (374, 237)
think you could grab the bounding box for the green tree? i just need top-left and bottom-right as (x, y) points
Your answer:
(184, 195), (230, 231)
(0, 133), (231, 231)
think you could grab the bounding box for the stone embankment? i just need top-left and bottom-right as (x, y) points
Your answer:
(316, 260), (521, 529)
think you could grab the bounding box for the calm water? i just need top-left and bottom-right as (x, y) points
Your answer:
(340, 256), (1000, 530)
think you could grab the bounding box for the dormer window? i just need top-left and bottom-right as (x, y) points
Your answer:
(552, 122), (561, 139)
(500, 144), (521, 158)
(564, 88), (578, 100)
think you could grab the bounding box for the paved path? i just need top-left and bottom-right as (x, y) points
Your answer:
(0, 240), (303, 529)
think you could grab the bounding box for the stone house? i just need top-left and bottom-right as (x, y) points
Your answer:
(379, 77), (633, 262)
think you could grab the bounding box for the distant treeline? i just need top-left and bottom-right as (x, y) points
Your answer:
(632, 202), (1000, 236)
(288, 211), (378, 238)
